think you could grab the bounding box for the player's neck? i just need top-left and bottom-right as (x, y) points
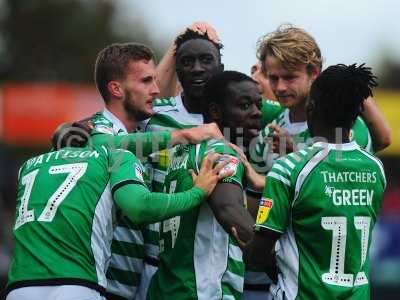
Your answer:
(106, 103), (138, 133)
(181, 93), (204, 114)
(288, 102), (307, 123)
(312, 127), (351, 144)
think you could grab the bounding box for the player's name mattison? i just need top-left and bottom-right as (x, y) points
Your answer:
(321, 171), (377, 183)
(25, 149), (101, 169)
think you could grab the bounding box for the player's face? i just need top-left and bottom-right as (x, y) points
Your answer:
(176, 39), (222, 100)
(251, 62), (275, 100)
(222, 80), (262, 147)
(121, 59), (160, 121)
(265, 56), (318, 109)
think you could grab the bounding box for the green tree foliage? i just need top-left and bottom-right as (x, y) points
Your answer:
(0, 0), (162, 82)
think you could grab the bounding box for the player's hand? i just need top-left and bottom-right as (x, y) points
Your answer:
(190, 153), (234, 196)
(229, 143), (265, 192)
(177, 21), (220, 44)
(171, 123), (224, 146)
(268, 124), (295, 155)
(51, 118), (93, 150)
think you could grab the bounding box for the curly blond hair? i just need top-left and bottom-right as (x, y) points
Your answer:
(257, 24), (323, 74)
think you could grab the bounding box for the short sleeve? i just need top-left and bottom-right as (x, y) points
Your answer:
(351, 117), (373, 153)
(109, 149), (148, 196)
(255, 159), (293, 233)
(202, 140), (245, 189)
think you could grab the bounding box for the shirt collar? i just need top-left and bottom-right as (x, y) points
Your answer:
(102, 108), (128, 134)
(313, 140), (360, 151)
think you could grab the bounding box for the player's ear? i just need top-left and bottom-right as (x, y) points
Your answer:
(308, 64), (320, 81)
(107, 81), (124, 99)
(208, 102), (222, 121)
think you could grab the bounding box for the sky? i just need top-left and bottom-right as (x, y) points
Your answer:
(118, 0), (399, 75)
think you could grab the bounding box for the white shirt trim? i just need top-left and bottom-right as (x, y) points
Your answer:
(312, 141), (360, 151)
(103, 108), (128, 134)
(283, 109), (308, 135)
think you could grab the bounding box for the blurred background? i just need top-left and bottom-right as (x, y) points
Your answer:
(0, 0), (399, 297)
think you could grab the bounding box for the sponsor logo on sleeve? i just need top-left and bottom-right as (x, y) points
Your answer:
(217, 155), (239, 177)
(134, 163), (144, 182)
(256, 198), (273, 225)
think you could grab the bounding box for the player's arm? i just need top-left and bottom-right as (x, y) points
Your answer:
(113, 153), (232, 225)
(156, 22), (220, 98)
(244, 228), (281, 281)
(229, 142), (266, 192)
(361, 96), (391, 151)
(156, 41), (181, 98)
(91, 131), (172, 159)
(114, 184), (204, 225)
(92, 123), (223, 157)
(228, 142), (268, 219)
(244, 159), (293, 278)
(53, 119), (223, 156)
(208, 183), (255, 245)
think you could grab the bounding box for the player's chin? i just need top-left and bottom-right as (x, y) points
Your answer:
(246, 128), (260, 139)
(243, 129), (259, 147)
(145, 104), (155, 116)
(243, 129), (258, 147)
(277, 96), (296, 108)
(139, 108), (155, 121)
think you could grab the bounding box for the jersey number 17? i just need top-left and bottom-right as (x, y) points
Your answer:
(15, 163), (88, 230)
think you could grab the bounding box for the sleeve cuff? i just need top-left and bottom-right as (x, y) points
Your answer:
(111, 179), (147, 196)
(191, 186), (207, 200)
(254, 224), (284, 234)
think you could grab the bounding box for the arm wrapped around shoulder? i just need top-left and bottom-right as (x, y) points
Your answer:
(51, 119), (93, 150)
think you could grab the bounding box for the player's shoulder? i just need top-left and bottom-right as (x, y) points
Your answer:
(262, 98), (282, 109)
(356, 146), (386, 184)
(90, 111), (113, 127)
(108, 147), (138, 161)
(355, 116), (366, 126)
(90, 111), (115, 135)
(261, 98), (283, 124)
(351, 116), (369, 138)
(203, 139), (236, 156)
(269, 146), (321, 184)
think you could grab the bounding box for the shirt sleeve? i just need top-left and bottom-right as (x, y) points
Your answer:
(351, 117), (373, 153)
(113, 184), (206, 225)
(202, 140), (245, 188)
(254, 159), (293, 234)
(109, 149), (148, 194)
(90, 131), (172, 158)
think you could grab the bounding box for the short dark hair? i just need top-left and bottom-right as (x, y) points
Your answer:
(309, 63), (377, 129)
(204, 70), (256, 106)
(175, 29), (223, 56)
(94, 43), (154, 103)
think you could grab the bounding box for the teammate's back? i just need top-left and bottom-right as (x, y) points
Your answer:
(261, 143), (386, 299)
(7, 146), (122, 295)
(251, 63), (386, 300)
